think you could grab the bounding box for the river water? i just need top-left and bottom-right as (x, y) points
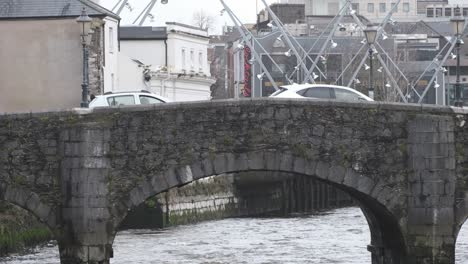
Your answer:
(2, 207), (468, 264)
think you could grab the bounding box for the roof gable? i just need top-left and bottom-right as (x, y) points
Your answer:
(0, 0), (119, 20)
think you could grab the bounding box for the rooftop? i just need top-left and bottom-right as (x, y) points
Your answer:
(0, 0), (119, 20)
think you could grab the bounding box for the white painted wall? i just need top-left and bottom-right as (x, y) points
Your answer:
(167, 34), (210, 76)
(117, 53), (148, 92)
(103, 17), (119, 93)
(352, 0), (418, 22)
(120, 40), (166, 68)
(166, 23), (211, 76)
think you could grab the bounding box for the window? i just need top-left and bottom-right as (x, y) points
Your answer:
(107, 95), (135, 106)
(436, 8), (443, 17)
(181, 49), (186, 70)
(109, 27), (114, 53)
(199, 52), (203, 71)
(368, 3), (374, 13)
(379, 3), (386, 13)
(190, 50), (194, 70)
(391, 3), (398, 13)
(111, 73), (114, 91)
(300, 87), (332, 99)
(445, 8), (452, 17)
(139, 95), (164, 105)
(403, 3), (410, 13)
(334, 88), (362, 102)
(351, 3), (359, 14)
(427, 8), (434, 17)
(463, 8), (468, 17)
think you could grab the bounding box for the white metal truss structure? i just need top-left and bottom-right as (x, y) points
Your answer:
(222, 0), (466, 103)
(220, 0), (280, 91)
(111, 0), (160, 26)
(417, 23), (468, 103)
(260, 0), (327, 83)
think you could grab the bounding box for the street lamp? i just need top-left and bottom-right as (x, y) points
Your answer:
(451, 6), (466, 107)
(76, 7), (93, 108)
(363, 24), (378, 99)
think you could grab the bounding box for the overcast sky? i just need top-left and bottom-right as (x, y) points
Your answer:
(100, 0), (278, 34)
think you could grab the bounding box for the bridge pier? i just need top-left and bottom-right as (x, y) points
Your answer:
(58, 243), (113, 264)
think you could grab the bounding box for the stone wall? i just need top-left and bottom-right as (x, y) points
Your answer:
(120, 173), (354, 229)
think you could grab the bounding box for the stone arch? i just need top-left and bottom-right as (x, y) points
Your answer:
(0, 183), (57, 230)
(454, 210), (468, 263)
(113, 150), (407, 262)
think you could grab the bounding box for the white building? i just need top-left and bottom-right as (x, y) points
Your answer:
(118, 23), (215, 102)
(298, 0), (419, 22)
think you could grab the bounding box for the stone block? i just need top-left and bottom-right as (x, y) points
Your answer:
(279, 153), (294, 172)
(164, 168), (180, 188)
(177, 165), (194, 183)
(82, 157), (110, 169)
(357, 176), (375, 195)
(87, 245), (110, 262)
(150, 174), (169, 193)
(328, 165), (345, 184)
(303, 160), (317, 177)
(4, 186), (31, 208)
(227, 153), (245, 173)
(264, 151), (280, 171)
(422, 181), (445, 196)
(293, 156), (306, 174)
(247, 151), (264, 170)
(190, 162), (205, 180)
(315, 161), (330, 180)
(343, 168), (360, 189)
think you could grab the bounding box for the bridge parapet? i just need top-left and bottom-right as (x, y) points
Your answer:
(1, 99), (468, 264)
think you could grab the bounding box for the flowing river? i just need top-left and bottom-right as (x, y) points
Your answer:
(2, 207), (468, 264)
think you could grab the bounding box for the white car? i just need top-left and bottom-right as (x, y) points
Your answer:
(269, 84), (373, 102)
(89, 91), (170, 108)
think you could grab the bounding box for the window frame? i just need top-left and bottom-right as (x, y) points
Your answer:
(403, 3), (410, 13)
(379, 3), (386, 13)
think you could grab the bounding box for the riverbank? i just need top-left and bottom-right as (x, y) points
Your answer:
(0, 202), (52, 257)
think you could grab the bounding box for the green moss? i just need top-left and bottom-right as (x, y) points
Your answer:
(208, 145), (217, 160)
(0, 223), (52, 257)
(166, 204), (238, 227)
(223, 136), (234, 146)
(398, 143), (408, 154)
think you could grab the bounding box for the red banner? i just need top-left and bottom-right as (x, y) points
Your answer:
(243, 46), (252, 97)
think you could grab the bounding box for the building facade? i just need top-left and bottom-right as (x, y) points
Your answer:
(0, 0), (119, 113)
(119, 23), (215, 102)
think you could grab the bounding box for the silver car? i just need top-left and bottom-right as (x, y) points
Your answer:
(89, 91), (170, 108)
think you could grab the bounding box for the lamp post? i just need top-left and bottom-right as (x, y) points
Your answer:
(76, 8), (93, 108)
(363, 24), (378, 100)
(451, 6), (466, 107)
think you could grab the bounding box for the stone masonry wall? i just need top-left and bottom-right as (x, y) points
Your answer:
(3, 99), (468, 264)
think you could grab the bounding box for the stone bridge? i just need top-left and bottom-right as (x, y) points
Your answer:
(1, 99), (468, 264)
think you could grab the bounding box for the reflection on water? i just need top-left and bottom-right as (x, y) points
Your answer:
(2, 207), (468, 264)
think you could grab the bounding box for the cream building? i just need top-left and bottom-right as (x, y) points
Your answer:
(0, 0), (119, 113)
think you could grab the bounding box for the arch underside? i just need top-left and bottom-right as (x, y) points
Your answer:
(0, 183), (57, 230)
(119, 152), (408, 262)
